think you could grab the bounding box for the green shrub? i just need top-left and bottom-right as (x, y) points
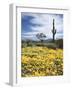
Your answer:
(55, 39), (63, 49)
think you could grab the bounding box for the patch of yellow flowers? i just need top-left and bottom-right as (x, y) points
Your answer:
(21, 46), (63, 77)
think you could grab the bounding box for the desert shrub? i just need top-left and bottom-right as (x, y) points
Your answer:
(43, 43), (57, 49)
(36, 43), (57, 49)
(47, 44), (57, 49)
(21, 43), (27, 48)
(55, 39), (63, 49)
(36, 43), (43, 46)
(27, 43), (33, 47)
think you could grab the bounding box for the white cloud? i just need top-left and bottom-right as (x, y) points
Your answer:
(22, 13), (63, 40)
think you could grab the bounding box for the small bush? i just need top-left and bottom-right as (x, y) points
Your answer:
(55, 39), (63, 49)
(46, 44), (57, 49)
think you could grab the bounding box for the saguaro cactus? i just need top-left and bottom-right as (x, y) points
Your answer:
(52, 19), (56, 42)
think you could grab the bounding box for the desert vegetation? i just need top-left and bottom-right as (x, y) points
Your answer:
(21, 36), (63, 77)
(21, 19), (63, 77)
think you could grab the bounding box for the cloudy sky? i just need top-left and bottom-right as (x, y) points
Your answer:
(21, 12), (63, 41)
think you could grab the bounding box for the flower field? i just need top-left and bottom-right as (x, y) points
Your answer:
(21, 46), (63, 77)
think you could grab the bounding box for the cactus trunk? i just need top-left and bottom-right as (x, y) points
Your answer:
(52, 19), (56, 42)
(53, 33), (54, 42)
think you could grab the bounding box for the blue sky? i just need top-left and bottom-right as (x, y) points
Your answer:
(21, 12), (63, 41)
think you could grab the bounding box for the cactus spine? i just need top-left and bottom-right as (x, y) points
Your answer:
(52, 19), (56, 42)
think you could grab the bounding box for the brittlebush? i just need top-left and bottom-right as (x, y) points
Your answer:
(21, 46), (63, 77)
